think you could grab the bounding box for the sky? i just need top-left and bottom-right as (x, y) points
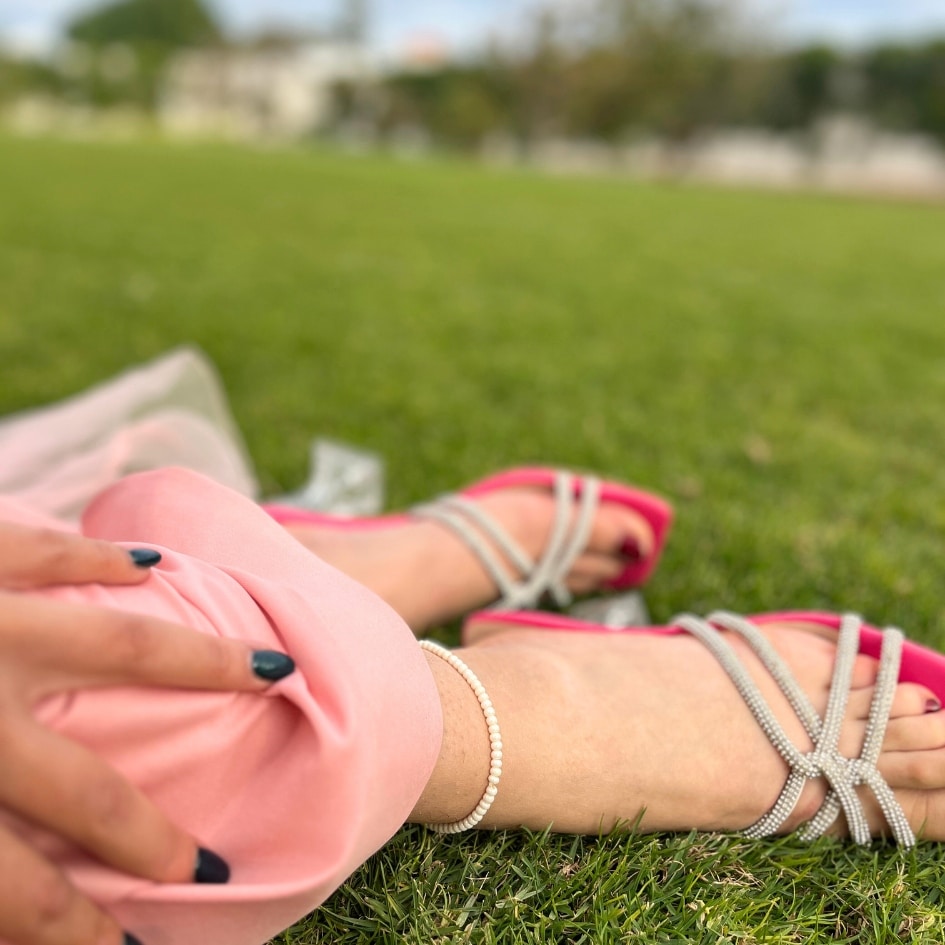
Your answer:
(3, 0), (945, 59)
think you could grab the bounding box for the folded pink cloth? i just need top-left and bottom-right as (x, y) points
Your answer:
(0, 468), (442, 945)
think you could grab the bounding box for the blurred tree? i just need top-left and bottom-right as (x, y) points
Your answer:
(62, 0), (222, 109)
(372, 67), (508, 150)
(788, 45), (840, 122)
(542, 0), (771, 142)
(754, 45), (841, 130)
(376, 0), (777, 148)
(67, 0), (221, 48)
(435, 78), (504, 148)
(0, 54), (64, 104)
(354, 0), (945, 152)
(515, 8), (567, 142)
(862, 40), (945, 142)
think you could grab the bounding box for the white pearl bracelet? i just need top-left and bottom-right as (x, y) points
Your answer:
(418, 639), (503, 833)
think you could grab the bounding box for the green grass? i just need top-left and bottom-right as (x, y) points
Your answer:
(2, 134), (945, 942)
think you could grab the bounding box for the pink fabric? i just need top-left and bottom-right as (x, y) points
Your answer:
(0, 469), (443, 945)
(0, 348), (259, 522)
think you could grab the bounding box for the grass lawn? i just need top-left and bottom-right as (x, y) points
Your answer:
(2, 134), (945, 943)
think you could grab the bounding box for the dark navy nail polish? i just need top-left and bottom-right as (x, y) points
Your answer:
(124, 933), (145, 945)
(620, 537), (643, 562)
(194, 847), (230, 884)
(925, 698), (942, 713)
(129, 548), (162, 568)
(252, 650), (296, 682)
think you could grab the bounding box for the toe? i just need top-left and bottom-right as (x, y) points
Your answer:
(845, 682), (942, 720)
(889, 684), (942, 718)
(882, 709), (945, 754)
(567, 553), (625, 594)
(850, 653), (880, 689)
(586, 501), (654, 562)
(879, 743), (945, 790)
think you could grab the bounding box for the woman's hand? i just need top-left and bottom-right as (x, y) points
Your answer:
(0, 521), (167, 589)
(0, 523), (295, 945)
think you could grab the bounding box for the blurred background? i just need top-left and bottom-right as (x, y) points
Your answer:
(3, 0), (945, 196)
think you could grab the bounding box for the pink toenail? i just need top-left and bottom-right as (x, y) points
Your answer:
(620, 537), (643, 561)
(925, 698), (942, 713)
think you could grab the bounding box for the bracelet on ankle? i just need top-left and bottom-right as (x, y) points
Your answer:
(418, 639), (503, 833)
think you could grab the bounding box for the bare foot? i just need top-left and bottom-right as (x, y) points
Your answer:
(411, 617), (945, 842)
(285, 486), (655, 631)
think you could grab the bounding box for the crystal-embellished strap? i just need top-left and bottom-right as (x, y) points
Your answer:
(434, 495), (535, 576)
(413, 471), (601, 609)
(673, 615), (813, 774)
(527, 474), (599, 607)
(413, 501), (527, 604)
(797, 624), (914, 846)
(708, 612), (823, 739)
(673, 613), (915, 847)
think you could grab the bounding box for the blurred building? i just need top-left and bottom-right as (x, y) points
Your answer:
(672, 116), (945, 198)
(159, 40), (371, 141)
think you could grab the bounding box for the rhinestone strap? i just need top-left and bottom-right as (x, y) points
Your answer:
(673, 612), (915, 847)
(413, 471), (600, 609)
(419, 640), (503, 833)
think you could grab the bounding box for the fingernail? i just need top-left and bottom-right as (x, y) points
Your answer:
(124, 934), (145, 945)
(252, 650), (296, 681)
(620, 536), (643, 561)
(194, 847), (230, 884)
(925, 698), (942, 713)
(129, 548), (162, 568)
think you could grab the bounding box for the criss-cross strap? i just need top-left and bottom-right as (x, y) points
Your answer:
(672, 612), (915, 847)
(412, 471), (601, 609)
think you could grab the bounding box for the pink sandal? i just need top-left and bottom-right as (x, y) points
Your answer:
(264, 467), (672, 610)
(461, 608), (945, 846)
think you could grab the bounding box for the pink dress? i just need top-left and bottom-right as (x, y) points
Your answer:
(0, 468), (443, 945)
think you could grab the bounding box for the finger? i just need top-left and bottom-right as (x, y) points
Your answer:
(0, 818), (127, 945)
(0, 594), (295, 697)
(0, 715), (214, 888)
(0, 523), (159, 589)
